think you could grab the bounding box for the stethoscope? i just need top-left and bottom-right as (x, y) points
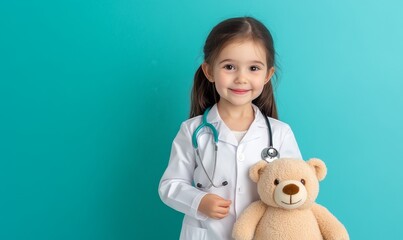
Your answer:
(192, 107), (279, 189)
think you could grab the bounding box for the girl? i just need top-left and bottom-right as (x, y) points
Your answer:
(159, 17), (302, 239)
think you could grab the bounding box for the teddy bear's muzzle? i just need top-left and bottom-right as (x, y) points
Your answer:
(274, 180), (307, 209)
(283, 183), (299, 195)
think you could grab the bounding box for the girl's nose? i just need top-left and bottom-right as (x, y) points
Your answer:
(235, 71), (248, 84)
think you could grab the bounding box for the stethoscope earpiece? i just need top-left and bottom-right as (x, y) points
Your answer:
(196, 181), (228, 189)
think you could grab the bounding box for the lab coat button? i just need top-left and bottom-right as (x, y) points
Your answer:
(238, 153), (245, 161)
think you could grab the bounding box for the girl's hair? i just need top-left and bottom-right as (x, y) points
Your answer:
(190, 17), (279, 119)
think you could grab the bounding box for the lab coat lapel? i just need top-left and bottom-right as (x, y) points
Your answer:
(240, 105), (267, 144)
(217, 122), (238, 146)
(206, 104), (268, 146)
(207, 105), (238, 147)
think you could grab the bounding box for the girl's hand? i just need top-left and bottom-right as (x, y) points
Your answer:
(198, 193), (232, 219)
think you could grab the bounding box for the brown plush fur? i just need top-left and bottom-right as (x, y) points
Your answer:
(232, 158), (349, 240)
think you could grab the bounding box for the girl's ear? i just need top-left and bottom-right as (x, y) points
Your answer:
(202, 62), (214, 82)
(265, 67), (275, 84)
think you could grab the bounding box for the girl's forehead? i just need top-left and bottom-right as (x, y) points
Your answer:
(215, 39), (267, 64)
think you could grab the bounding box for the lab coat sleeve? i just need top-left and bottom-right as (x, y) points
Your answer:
(158, 122), (208, 221)
(279, 125), (303, 159)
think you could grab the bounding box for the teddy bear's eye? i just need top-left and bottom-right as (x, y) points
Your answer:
(274, 179), (280, 185)
(301, 179), (306, 185)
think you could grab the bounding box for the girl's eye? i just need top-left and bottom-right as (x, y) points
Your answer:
(223, 64), (235, 70)
(250, 66), (260, 71)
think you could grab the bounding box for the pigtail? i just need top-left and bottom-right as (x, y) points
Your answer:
(189, 66), (219, 118)
(253, 81), (278, 119)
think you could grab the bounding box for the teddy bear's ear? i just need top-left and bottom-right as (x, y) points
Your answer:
(249, 160), (268, 183)
(307, 158), (327, 181)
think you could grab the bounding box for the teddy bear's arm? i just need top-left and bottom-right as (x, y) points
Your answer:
(232, 200), (267, 240)
(311, 203), (350, 240)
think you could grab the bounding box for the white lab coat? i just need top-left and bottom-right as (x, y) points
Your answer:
(159, 104), (302, 240)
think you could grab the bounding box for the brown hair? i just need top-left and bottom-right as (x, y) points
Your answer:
(190, 17), (279, 119)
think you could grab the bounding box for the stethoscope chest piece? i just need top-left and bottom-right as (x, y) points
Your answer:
(261, 147), (279, 162)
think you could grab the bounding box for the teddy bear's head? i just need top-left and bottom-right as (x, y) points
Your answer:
(250, 158), (327, 210)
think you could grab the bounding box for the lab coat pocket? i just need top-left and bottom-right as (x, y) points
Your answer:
(180, 224), (207, 240)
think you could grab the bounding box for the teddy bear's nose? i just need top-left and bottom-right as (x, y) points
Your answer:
(283, 184), (299, 195)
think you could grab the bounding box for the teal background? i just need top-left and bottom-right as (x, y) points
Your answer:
(1, 0), (402, 239)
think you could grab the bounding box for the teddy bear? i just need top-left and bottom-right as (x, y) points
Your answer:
(232, 158), (349, 240)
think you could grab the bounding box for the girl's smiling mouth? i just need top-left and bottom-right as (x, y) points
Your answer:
(230, 88), (250, 94)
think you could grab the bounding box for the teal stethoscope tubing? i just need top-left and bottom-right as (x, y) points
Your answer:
(192, 107), (279, 189)
(192, 107), (218, 148)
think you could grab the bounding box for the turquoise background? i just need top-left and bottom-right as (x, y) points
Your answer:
(1, 0), (402, 239)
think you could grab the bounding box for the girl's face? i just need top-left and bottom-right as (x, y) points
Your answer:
(202, 40), (274, 110)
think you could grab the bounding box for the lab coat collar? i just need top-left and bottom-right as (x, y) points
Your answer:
(206, 104), (268, 146)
